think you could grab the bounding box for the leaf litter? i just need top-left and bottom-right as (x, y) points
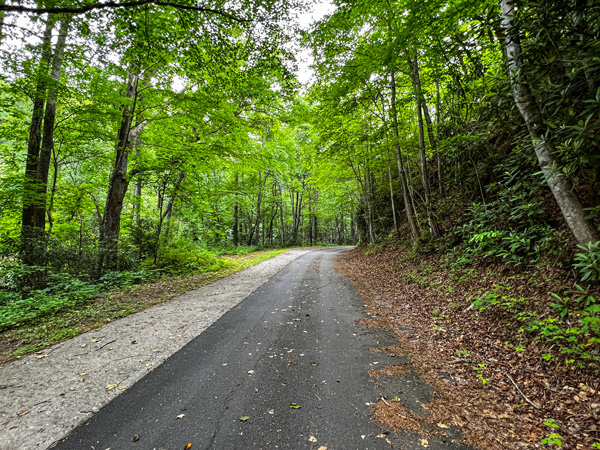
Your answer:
(337, 244), (600, 450)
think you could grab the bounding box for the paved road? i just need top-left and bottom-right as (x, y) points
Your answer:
(51, 248), (469, 450)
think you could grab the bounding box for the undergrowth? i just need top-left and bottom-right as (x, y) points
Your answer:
(0, 247), (287, 362)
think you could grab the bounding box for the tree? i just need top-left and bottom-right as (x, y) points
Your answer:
(499, 0), (600, 246)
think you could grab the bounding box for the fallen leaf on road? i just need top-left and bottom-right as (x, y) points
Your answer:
(36, 354), (47, 359)
(437, 423), (449, 429)
(91, 338), (99, 343)
(177, 414), (185, 419)
(311, 362), (318, 366)
(318, 446), (327, 450)
(289, 403), (301, 409)
(268, 410), (274, 415)
(118, 386), (127, 390)
(309, 435), (317, 443)
(106, 384), (118, 391)
(17, 410), (29, 417)
(421, 438), (429, 447)
(184, 444), (192, 450)
(132, 434), (140, 442)
(248, 370), (255, 375)
(240, 416), (250, 422)
(79, 373), (87, 376)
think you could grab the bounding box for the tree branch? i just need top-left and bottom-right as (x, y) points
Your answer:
(0, 0), (249, 22)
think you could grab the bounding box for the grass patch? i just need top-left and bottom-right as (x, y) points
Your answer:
(0, 248), (288, 364)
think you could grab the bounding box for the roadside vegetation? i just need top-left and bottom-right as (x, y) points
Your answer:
(0, 247), (287, 363)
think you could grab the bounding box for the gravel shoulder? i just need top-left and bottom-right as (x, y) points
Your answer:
(0, 249), (312, 450)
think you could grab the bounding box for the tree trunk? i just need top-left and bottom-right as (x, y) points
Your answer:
(279, 183), (285, 247)
(312, 190), (318, 244)
(411, 50), (440, 238)
(388, 166), (399, 235)
(233, 173), (239, 246)
(435, 78), (443, 194)
(33, 16), (69, 232)
(154, 171), (184, 264)
(390, 69), (419, 241)
(132, 146), (142, 224)
(97, 72), (141, 276)
(46, 142), (60, 237)
(308, 191), (313, 246)
(500, 0), (600, 245)
(21, 15), (55, 266)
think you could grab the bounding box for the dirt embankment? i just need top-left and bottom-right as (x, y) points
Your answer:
(337, 244), (600, 450)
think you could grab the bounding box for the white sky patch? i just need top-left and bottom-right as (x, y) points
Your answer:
(293, 0), (335, 87)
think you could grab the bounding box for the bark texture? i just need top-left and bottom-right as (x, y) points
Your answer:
(411, 51), (440, 238)
(500, 0), (600, 245)
(390, 69), (419, 241)
(33, 16), (70, 231)
(97, 72), (142, 275)
(21, 16), (56, 267)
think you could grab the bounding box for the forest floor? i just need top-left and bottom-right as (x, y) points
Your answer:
(337, 243), (600, 450)
(0, 249), (313, 450)
(0, 249), (289, 365)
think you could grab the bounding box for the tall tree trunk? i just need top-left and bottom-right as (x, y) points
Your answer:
(132, 146), (142, 224)
(21, 15), (55, 266)
(308, 191), (313, 246)
(500, 0), (600, 245)
(233, 174), (239, 246)
(388, 166), (399, 235)
(435, 79), (443, 194)
(411, 50), (440, 238)
(46, 142), (60, 237)
(312, 190), (318, 244)
(364, 165), (375, 243)
(97, 72), (141, 276)
(33, 16), (69, 232)
(247, 172), (262, 246)
(278, 183), (285, 247)
(390, 69), (419, 241)
(154, 171), (184, 264)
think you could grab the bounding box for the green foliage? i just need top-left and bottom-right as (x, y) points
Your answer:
(472, 284), (528, 314)
(574, 241), (600, 282)
(528, 285), (600, 368)
(0, 273), (99, 332)
(451, 161), (557, 266)
(541, 419), (563, 447)
(473, 363), (489, 385)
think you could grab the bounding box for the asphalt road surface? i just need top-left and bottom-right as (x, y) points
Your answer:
(51, 248), (470, 450)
